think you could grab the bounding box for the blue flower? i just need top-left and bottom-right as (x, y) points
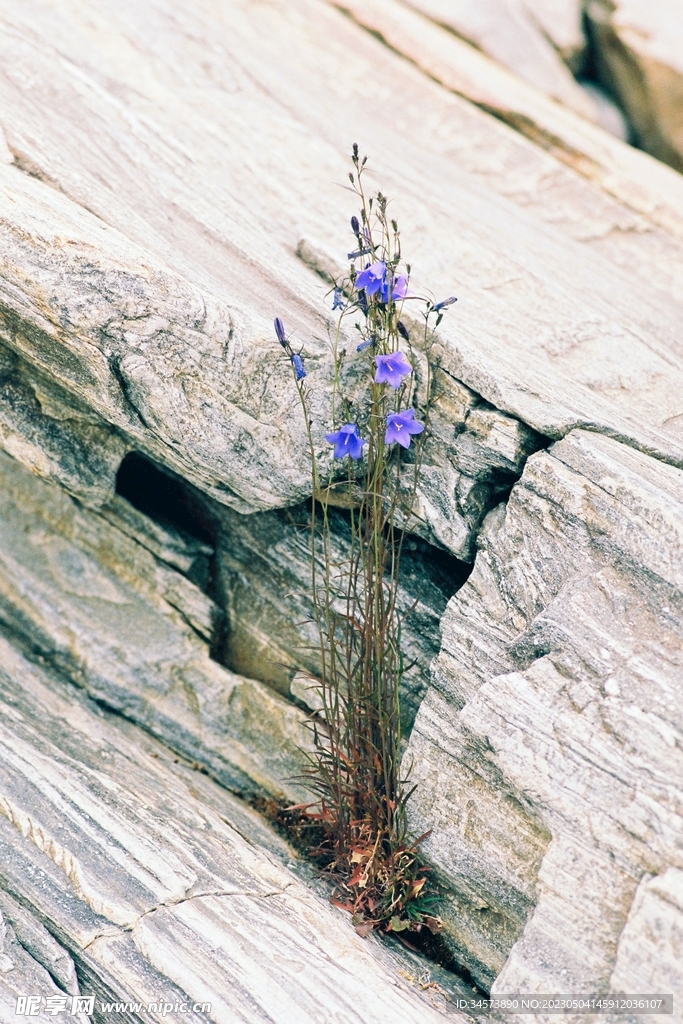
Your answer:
(325, 423), (366, 459)
(332, 288), (345, 310)
(385, 408), (424, 449)
(291, 353), (306, 380)
(433, 295), (457, 311)
(380, 273), (408, 304)
(356, 338), (373, 352)
(374, 351), (412, 388)
(355, 261), (386, 296)
(355, 261), (408, 303)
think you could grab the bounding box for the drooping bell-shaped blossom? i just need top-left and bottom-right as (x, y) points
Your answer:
(325, 423), (366, 460)
(291, 354), (306, 380)
(385, 408), (424, 449)
(380, 273), (408, 304)
(374, 351), (412, 388)
(354, 261), (386, 297)
(354, 261), (408, 304)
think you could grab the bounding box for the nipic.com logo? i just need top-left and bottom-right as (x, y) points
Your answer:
(15, 996), (212, 1017)
(15, 996), (94, 1016)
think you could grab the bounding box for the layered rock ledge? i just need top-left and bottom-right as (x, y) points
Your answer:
(0, 0), (682, 1020)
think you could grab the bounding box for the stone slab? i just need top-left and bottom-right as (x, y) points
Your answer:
(407, 430), (683, 1000)
(0, 0), (682, 517)
(0, 636), (458, 1024)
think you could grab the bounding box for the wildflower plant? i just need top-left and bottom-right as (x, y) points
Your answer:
(275, 146), (456, 937)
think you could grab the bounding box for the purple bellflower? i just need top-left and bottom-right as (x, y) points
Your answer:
(385, 408), (424, 449)
(332, 288), (346, 311)
(374, 351), (412, 388)
(433, 295), (458, 312)
(291, 353), (306, 380)
(355, 261), (409, 304)
(354, 261), (385, 296)
(325, 423), (366, 460)
(380, 273), (408, 304)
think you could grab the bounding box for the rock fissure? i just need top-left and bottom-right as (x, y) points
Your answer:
(334, 2), (603, 176)
(128, 884), (296, 931)
(0, 0), (682, 1014)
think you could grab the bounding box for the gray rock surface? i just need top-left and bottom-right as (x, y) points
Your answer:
(407, 429), (683, 1005)
(520, 0), (586, 71)
(0, 902), (89, 1024)
(0, 339), (127, 507)
(0, 890), (81, 998)
(0, 0), (683, 1014)
(400, 0), (595, 117)
(610, 869), (683, 1003)
(0, 447), (312, 804)
(329, 0), (683, 240)
(214, 499), (460, 730)
(587, 0), (683, 171)
(0, 0), (683, 522)
(0, 634), (460, 1024)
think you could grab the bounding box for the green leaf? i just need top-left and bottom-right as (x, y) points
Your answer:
(389, 915), (410, 932)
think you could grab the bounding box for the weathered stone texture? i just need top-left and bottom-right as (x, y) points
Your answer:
(587, 0), (683, 171)
(0, 0), (683, 1012)
(0, 635), (459, 1024)
(610, 869), (683, 1002)
(213, 499), (461, 729)
(0, 898), (89, 1024)
(400, 0), (595, 117)
(408, 429), (683, 1004)
(521, 0), (586, 71)
(0, 0), (683, 520)
(0, 448), (312, 804)
(0, 339), (127, 507)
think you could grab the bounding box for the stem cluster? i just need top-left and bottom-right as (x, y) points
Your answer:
(279, 146), (455, 935)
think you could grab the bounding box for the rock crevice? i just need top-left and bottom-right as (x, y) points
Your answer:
(408, 429), (683, 999)
(0, 0), (683, 1015)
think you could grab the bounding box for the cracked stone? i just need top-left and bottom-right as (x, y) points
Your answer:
(0, 635), (460, 1024)
(0, 0), (683, 1013)
(408, 430), (683, 1000)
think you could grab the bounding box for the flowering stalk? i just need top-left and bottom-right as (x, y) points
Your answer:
(275, 146), (456, 936)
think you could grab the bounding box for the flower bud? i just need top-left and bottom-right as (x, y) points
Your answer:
(433, 296), (458, 312)
(274, 317), (287, 348)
